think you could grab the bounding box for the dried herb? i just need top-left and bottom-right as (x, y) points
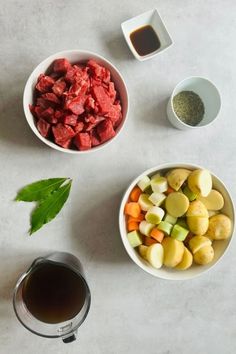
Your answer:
(173, 91), (205, 126)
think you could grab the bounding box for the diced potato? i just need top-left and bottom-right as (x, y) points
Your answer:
(165, 192), (189, 217)
(188, 235), (212, 254)
(162, 237), (185, 267)
(167, 168), (191, 191)
(193, 245), (214, 265)
(187, 216), (209, 235)
(207, 214), (232, 240)
(186, 200), (208, 217)
(146, 243), (164, 269)
(197, 190), (224, 210)
(188, 169), (212, 197)
(175, 247), (193, 270)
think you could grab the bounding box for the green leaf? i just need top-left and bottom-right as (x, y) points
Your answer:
(30, 180), (72, 235)
(15, 178), (68, 202)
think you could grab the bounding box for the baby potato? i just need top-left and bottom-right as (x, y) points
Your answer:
(188, 169), (212, 197)
(187, 216), (209, 235)
(162, 237), (184, 267)
(193, 245), (214, 265)
(175, 247), (193, 270)
(186, 200), (208, 217)
(207, 214), (232, 240)
(165, 192), (189, 218)
(189, 235), (212, 254)
(197, 189), (224, 210)
(138, 245), (148, 260)
(166, 169), (191, 191)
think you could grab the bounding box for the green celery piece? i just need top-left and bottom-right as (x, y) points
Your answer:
(15, 178), (68, 202)
(30, 180), (72, 235)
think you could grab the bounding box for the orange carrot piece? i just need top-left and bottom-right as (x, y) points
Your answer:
(165, 186), (175, 195)
(144, 236), (157, 246)
(150, 228), (165, 243)
(130, 186), (142, 202)
(127, 221), (139, 232)
(128, 214), (145, 223)
(124, 202), (141, 218)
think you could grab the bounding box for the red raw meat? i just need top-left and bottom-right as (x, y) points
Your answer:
(41, 93), (60, 104)
(91, 85), (112, 113)
(53, 58), (71, 73)
(52, 123), (75, 147)
(32, 58), (123, 150)
(74, 133), (91, 150)
(36, 74), (55, 93)
(37, 119), (51, 137)
(106, 104), (121, 126)
(62, 114), (78, 126)
(52, 79), (67, 96)
(74, 121), (84, 133)
(96, 119), (115, 143)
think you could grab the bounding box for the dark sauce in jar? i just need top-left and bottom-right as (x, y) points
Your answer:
(130, 25), (161, 56)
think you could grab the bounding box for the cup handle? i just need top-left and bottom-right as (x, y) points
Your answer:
(62, 331), (77, 344)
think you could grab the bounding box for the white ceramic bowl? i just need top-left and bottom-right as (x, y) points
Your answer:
(167, 77), (221, 130)
(23, 50), (129, 153)
(119, 163), (235, 280)
(121, 9), (173, 61)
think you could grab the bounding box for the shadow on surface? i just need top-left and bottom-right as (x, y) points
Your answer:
(105, 33), (134, 62)
(0, 77), (46, 151)
(70, 189), (130, 265)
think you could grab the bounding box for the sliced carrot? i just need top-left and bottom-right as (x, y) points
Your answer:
(127, 221), (139, 232)
(124, 202), (141, 218)
(130, 186), (142, 202)
(165, 186), (175, 195)
(150, 228), (165, 243)
(144, 236), (157, 246)
(128, 214), (145, 223)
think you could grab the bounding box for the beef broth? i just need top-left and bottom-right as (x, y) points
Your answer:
(22, 262), (86, 324)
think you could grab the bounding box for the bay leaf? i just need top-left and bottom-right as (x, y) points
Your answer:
(15, 178), (68, 202)
(30, 179), (72, 235)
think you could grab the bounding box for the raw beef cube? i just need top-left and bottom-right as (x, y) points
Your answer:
(69, 80), (88, 96)
(37, 119), (51, 138)
(36, 97), (51, 109)
(53, 58), (71, 73)
(85, 115), (105, 131)
(106, 104), (121, 126)
(59, 139), (72, 149)
(62, 114), (78, 126)
(34, 106), (44, 119)
(91, 85), (112, 114)
(36, 74), (55, 93)
(52, 123), (75, 146)
(40, 107), (54, 120)
(74, 132), (91, 150)
(41, 93), (60, 105)
(65, 95), (87, 115)
(102, 68), (111, 83)
(54, 110), (64, 121)
(96, 119), (115, 143)
(90, 130), (101, 146)
(87, 59), (103, 78)
(107, 82), (116, 103)
(52, 79), (67, 96)
(74, 121), (84, 133)
(85, 95), (95, 110)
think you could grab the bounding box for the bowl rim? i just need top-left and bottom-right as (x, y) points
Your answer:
(119, 162), (235, 280)
(23, 49), (129, 154)
(169, 76), (222, 129)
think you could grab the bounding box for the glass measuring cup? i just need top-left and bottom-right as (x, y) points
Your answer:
(13, 252), (91, 343)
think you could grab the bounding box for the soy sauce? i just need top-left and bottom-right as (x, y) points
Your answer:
(22, 262), (87, 324)
(130, 25), (161, 56)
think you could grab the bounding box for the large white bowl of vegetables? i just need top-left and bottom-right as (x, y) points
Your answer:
(119, 163), (235, 280)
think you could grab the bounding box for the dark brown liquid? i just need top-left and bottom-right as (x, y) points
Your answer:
(22, 262), (87, 324)
(130, 25), (161, 56)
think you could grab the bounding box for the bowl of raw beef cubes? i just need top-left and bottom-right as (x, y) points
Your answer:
(23, 50), (129, 153)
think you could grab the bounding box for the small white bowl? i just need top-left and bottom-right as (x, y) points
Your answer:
(119, 163), (235, 280)
(23, 50), (129, 154)
(121, 9), (173, 61)
(167, 77), (221, 130)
